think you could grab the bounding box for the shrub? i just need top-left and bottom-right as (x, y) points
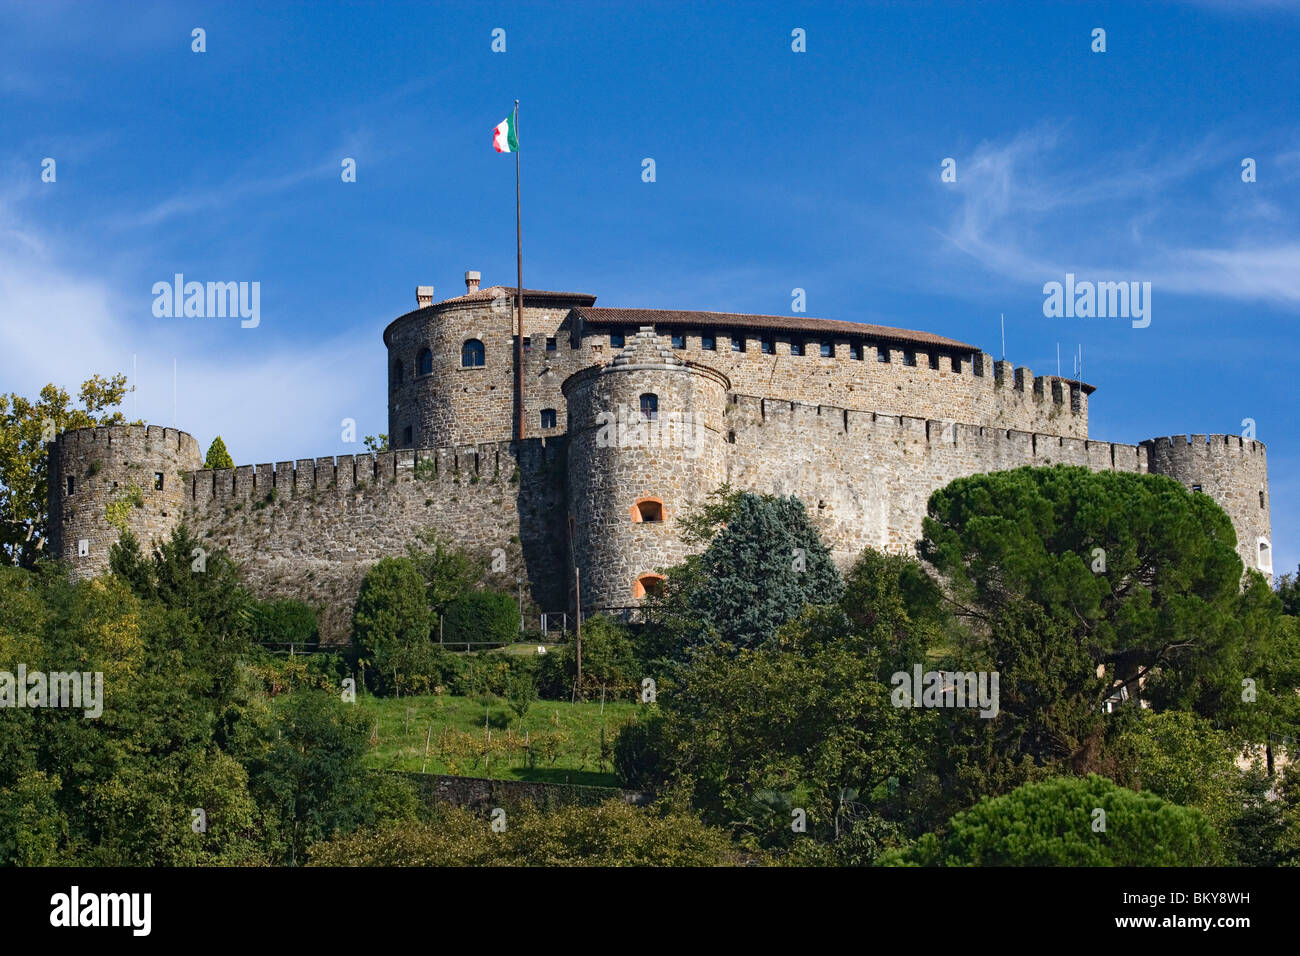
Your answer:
(442, 590), (519, 646)
(250, 598), (318, 649)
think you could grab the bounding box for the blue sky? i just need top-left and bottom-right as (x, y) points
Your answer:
(1, 0), (1297, 575)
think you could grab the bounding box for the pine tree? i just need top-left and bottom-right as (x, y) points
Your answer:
(204, 435), (234, 469)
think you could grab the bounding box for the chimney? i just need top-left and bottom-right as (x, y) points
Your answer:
(416, 286), (434, 308)
(465, 271), (481, 294)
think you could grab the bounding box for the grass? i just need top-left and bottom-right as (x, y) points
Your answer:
(357, 692), (639, 788)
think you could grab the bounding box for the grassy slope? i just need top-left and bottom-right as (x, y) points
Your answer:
(357, 693), (640, 788)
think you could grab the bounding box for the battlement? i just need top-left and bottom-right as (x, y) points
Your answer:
(1142, 434), (1267, 456)
(56, 424), (200, 455)
(186, 438), (565, 504)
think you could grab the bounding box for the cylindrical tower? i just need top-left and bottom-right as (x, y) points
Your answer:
(563, 327), (730, 611)
(47, 425), (202, 578)
(1143, 434), (1272, 581)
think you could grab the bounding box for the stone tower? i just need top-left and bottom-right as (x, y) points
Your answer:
(562, 327), (730, 610)
(47, 425), (202, 575)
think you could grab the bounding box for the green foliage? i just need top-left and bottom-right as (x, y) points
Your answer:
(306, 800), (750, 866)
(104, 482), (145, 534)
(442, 589), (519, 646)
(537, 615), (642, 700)
(352, 557), (433, 695)
(247, 691), (419, 865)
(1277, 566), (1300, 617)
(1, 373), (136, 567)
(249, 598), (319, 649)
(363, 434), (389, 454)
(204, 435), (235, 469)
(650, 489), (843, 654)
(879, 774), (1220, 866)
(620, 616), (919, 862)
(405, 531), (481, 618)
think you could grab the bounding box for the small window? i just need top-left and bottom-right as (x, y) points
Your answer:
(820, 341), (833, 357)
(761, 337), (774, 355)
(461, 340), (484, 367)
(640, 393), (658, 421)
(610, 332), (625, 348)
(1260, 490), (1266, 508)
(1191, 484), (1202, 493)
(77, 539), (89, 557)
(877, 346), (890, 363)
(419, 348), (434, 374)
(904, 351), (917, 367)
(701, 334), (716, 351)
(546, 336), (557, 352)
(394, 360), (404, 385)
(790, 340), (804, 356)
(402, 425), (413, 446)
(631, 497), (664, 522)
(154, 472), (164, 490)
(522, 336), (532, 353)
(66, 476), (75, 495)
(731, 336), (745, 353)
(540, 408), (557, 429)
(633, 573), (666, 600)
(1259, 538), (1273, 573)
(671, 332), (686, 349)
(849, 342), (862, 361)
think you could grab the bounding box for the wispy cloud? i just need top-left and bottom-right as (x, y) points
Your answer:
(936, 125), (1300, 309)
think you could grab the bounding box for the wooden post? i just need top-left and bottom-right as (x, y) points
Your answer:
(574, 565), (583, 701)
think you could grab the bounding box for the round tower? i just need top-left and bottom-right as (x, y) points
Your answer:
(48, 425), (202, 577)
(1143, 434), (1272, 581)
(563, 327), (730, 611)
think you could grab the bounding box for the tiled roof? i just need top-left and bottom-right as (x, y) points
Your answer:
(572, 307), (980, 352)
(438, 285), (597, 306)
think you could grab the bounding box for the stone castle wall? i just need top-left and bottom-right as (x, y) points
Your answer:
(386, 295), (1089, 448)
(722, 395), (1270, 577)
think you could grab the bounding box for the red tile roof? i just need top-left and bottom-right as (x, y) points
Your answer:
(572, 307), (981, 352)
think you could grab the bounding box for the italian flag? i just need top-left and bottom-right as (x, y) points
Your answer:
(493, 113), (519, 153)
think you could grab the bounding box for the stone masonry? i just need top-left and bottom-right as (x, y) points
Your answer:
(47, 273), (1274, 642)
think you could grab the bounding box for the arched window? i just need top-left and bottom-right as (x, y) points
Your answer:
(393, 359), (404, 386)
(633, 573), (666, 600)
(417, 348), (433, 375)
(639, 393), (658, 421)
(1259, 538), (1273, 573)
(630, 497), (665, 523)
(461, 339), (485, 368)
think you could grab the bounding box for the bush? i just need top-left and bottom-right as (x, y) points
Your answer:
(442, 590), (519, 647)
(536, 615), (641, 700)
(250, 598), (318, 649)
(878, 774), (1221, 866)
(613, 713), (668, 791)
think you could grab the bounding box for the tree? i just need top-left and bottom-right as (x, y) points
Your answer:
(0, 375), (135, 567)
(919, 467), (1268, 732)
(363, 434), (389, 454)
(1276, 566), (1300, 617)
(619, 612), (920, 862)
(650, 489), (843, 653)
(351, 557), (433, 695)
(405, 531), (481, 619)
(305, 800), (749, 867)
(879, 774), (1220, 866)
(204, 435), (235, 469)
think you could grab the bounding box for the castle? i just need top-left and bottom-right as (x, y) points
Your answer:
(47, 272), (1274, 643)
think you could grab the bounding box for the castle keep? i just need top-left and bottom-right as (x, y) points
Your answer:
(48, 274), (1274, 643)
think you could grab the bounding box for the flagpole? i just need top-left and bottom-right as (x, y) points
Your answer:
(514, 99), (525, 442)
